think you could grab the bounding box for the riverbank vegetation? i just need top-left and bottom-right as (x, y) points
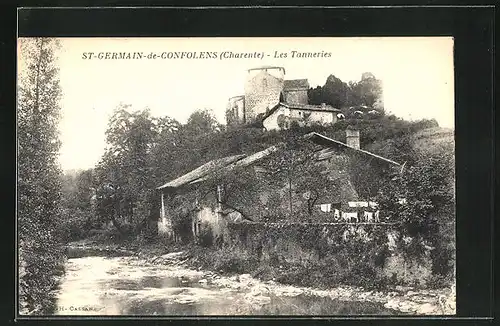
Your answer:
(18, 38), (66, 315)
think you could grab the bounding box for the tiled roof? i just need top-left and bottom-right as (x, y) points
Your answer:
(283, 79), (310, 90)
(305, 132), (402, 167)
(281, 102), (341, 112)
(157, 154), (246, 190)
(157, 146), (284, 190)
(157, 132), (401, 192)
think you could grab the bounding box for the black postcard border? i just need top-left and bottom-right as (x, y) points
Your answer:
(2, 4), (495, 325)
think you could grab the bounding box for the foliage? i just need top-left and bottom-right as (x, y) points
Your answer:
(308, 72), (383, 109)
(375, 140), (455, 277)
(93, 106), (179, 238)
(18, 38), (65, 315)
(58, 169), (98, 241)
(195, 222), (395, 289)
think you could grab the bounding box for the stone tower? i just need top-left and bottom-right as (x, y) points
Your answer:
(226, 95), (245, 126)
(244, 66), (285, 123)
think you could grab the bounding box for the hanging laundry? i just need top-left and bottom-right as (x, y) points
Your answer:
(364, 211), (374, 223)
(333, 208), (341, 220)
(348, 201), (369, 208)
(342, 212), (358, 223)
(374, 210), (380, 222)
(320, 203), (331, 213)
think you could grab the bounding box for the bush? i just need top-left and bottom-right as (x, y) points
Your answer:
(19, 237), (65, 315)
(427, 273), (453, 289)
(198, 228), (214, 247)
(58, 208), (93, 241)
(213, 246), (259, 274)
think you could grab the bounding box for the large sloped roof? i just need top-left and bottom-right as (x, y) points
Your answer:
(157, 132), (401, 191)
(305, 132), (402, 167)
(195, 144), (284, 183)
(157, 145), (283, 191)
(157, 154), (246, 190)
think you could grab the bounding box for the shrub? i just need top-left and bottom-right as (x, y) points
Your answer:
(212, 246), (259, 274)
(58, 208), (93, 241)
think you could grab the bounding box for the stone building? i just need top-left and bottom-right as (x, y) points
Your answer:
(226, 66), (342, 130)
(282, 79), (310, 104)
(156, 129), (401, 243)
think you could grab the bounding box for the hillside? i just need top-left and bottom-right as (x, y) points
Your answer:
(411, 127), (454, 153)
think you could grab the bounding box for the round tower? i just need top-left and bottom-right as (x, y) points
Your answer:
(244, 66), (285, 122)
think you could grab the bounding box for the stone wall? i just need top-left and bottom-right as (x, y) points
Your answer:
(225, 222), (433, 287)
(283, 89), (308, 105)
(244, 70), (284, 122)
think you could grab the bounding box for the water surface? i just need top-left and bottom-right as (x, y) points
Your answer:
(55, 252), (401, 316)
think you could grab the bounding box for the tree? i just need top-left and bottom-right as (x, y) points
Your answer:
(375, 142), (455, 279)
(322, 74), (350, 108)
(94, 106), (175, 238)
(167, 109), (224, 175)
(184, 109), (222, 136)
(59, 169), (97, 240)
(18, 38), (64, 315)
(260, 131), (330, 221)
(307, 72), (384, 110)
(307, 86), (324, 105)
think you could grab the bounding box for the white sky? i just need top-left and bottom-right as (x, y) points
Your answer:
(22, 37), (455, 171)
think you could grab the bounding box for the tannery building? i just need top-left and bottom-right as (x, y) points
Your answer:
(156, 129), (401, 244)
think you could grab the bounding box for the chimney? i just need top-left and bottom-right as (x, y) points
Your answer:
(346, 127), (360, 149)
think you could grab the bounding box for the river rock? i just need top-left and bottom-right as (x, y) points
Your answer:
(239, 274), (252, 282)
(244, 293), (271, 306)
(213, 278), (233, 288)
(384, 299), (399, 310)
(249, 285), (270, 296)
(398, 302), (414, 313)
(173, 295), (196, 304)
(275, 286), (303, 297)
(407, 290), (418, 296)
(395, 285), (413, 292)
(417, 303), (438, 315)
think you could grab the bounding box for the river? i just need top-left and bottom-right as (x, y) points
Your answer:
(53, 248), (443, 316)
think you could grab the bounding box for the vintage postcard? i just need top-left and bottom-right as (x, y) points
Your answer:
(17, 37), (455, 316)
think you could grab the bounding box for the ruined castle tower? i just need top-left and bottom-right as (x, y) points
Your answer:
(226, 95), (245, 126)
(244, 66), (285, 122)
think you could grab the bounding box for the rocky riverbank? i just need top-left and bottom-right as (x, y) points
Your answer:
(146, 251), (455, 315)
(65, 241), (455, 315)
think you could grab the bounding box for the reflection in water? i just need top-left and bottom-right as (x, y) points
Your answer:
(55, 255), (400, 316)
